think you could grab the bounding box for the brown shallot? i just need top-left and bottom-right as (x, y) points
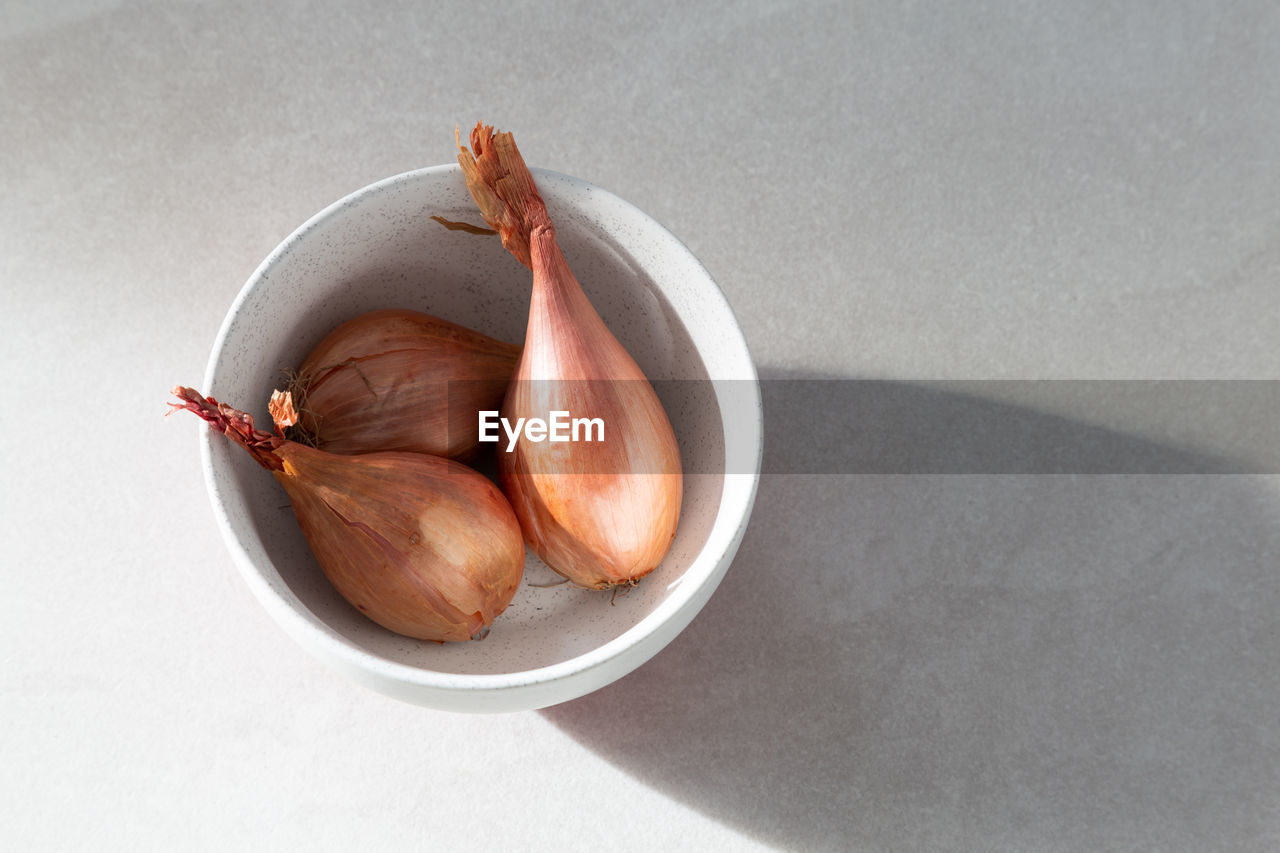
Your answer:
(285, 308), (519, 458)
(169, 385), (524, 642)
(457, 124), (682, 590)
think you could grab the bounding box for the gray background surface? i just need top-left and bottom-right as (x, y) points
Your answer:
(4, 1), (1278, 850)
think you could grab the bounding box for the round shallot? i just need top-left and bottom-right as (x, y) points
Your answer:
(286, 308), (519, 459)
(170, 385), (524, 642)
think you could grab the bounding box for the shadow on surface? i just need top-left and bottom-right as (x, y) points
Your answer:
(542, 370), (1280, 851)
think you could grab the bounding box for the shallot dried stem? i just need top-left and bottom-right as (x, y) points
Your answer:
(456, 124), (552, 269)
(168, 386), (284, 471)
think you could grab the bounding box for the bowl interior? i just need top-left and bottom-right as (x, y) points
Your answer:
(205, 165), (754, 686)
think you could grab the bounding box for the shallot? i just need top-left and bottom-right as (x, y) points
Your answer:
(457, 124), (682, 590)
(285, 308), (519, 458)
(170, 385), (524, 641)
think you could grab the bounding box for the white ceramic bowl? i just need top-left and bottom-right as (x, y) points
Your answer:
(201, 164), (761, 712)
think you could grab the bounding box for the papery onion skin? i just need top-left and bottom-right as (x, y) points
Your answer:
(277, 444), (524, 641)
(291, 309), (519, 459)
(457, 124), (683, 590)
(170, 386), (524, 642)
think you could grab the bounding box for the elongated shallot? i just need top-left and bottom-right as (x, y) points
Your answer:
(457, 124), (682, 590)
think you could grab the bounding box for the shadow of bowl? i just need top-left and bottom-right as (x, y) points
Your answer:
(542, 370), (1280, 850)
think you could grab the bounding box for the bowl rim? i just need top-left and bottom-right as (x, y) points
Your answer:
(201, 163), (763, 709)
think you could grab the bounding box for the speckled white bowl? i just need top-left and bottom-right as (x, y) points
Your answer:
(201, 164), (761, 712)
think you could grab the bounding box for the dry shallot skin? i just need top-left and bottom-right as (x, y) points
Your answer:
(169, 386), (525, 642)
(458, 124), (683, 590)
(273, 443), (525, 641)
(292, 308), (519, 459)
